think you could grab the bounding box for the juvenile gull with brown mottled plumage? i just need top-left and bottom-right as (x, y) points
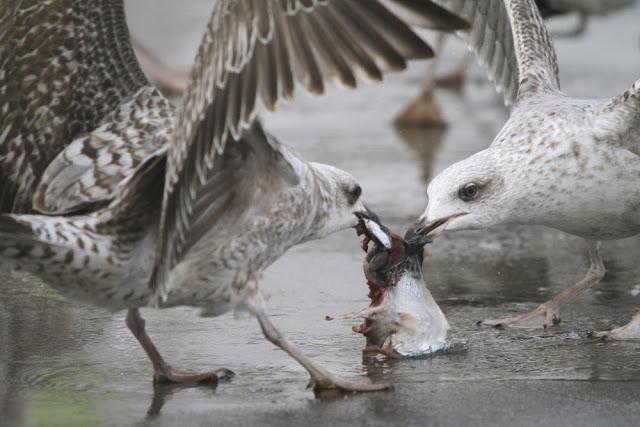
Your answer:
(415, 0), (640, 339)
(0, 0), (469, 392)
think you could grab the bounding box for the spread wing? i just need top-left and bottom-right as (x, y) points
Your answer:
(150, 0), (469, 298)
(0, 0), (148, 213)
(33, 87), (174, 214)
(431, 0), (560, 106)
(505, 0), (560, 100)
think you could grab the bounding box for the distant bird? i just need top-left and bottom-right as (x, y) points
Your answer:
(536, 0), (637, 36)
(396, 0), (638, 127)
(415, 0), (640, 339)
(0, 0), (468, 391)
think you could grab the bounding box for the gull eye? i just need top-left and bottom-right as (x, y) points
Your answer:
(459, 182), (479, 201)
(347, 185), (362, 205)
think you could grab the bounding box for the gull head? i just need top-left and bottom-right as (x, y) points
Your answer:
(306, 163), (373, 240)
(416, 149), (509, 236)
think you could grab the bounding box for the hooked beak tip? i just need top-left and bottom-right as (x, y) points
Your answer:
(414, 215), (428, 234)
(354, 205), (380, 225)
(415, 212), (467, 239)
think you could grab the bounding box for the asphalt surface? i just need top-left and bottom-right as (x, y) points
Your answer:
(1, 2), (639, 426)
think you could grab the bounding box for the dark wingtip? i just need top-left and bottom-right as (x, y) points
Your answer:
(423, 2), (471, 31)
(387, 0), (471, 31)
(355, 208), (381, 225)
(0, 215), (32, 236)
(411, 43), (435, 61)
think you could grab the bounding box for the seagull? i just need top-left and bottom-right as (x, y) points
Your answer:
(415, 0), (640, 339)
(0, 0), (468, 391)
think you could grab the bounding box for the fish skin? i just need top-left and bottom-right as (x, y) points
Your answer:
(331, 219), (450, 357)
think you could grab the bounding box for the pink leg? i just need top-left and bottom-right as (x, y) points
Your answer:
(590, 311), (640, 341)
(126, 309), (233, 385)
(480, 240), (605, 329)
(256, 309), (390, 393)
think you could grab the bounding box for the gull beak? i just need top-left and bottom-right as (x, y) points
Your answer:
(353, 206), (392, 251)
(354, 204), (380, 225)
(414, 212), (467, 240)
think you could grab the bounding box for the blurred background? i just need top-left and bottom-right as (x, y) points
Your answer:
(1, 1), (640, 425)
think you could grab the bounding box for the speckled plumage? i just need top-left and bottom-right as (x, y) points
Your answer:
(0, 0), (470, 314)
(152, 0), (469, 299)
(430, 0), (561, 106)
(0, 0), (471, 390)
(34, 86), (175, 214)
(430, 0), (520, 106)
(0, 0), (176, 310)
(422, 0), (640, 335)
(0, 0), (152, 213)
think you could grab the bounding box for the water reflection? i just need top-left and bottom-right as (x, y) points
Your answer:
(433, 255), (553, 305)
(395, 125), (447, 184)
(0, 274), (87, 426)
(146, 382), (218, 419)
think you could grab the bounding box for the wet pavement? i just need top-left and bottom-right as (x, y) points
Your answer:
(2, 2), (640, 426)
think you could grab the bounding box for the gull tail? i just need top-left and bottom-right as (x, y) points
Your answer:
(0, 211), (147, 309)
(0, 149), (167, 307)
(0, 214), (115, 290)
(0, 214), (134, 311)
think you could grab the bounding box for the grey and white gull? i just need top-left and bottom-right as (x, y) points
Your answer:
(415, 0), (640, 339)
(0, 0), (469, 391)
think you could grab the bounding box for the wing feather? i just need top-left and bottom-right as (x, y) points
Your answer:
(431, 0), (560, 106)
(150, 0), (470, 297)
(0, 0), (148, 213)
(33, 88), (174, 215)
(286, 10), (325, 94)
(504, 0), (560, 99)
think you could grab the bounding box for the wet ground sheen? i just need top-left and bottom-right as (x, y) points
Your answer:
(1, 2), (640, 426)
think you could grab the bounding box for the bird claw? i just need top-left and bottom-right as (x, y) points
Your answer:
(586, 330), (610, 341)
(587, 323), (640, 341)
(308, 375), (392, 396)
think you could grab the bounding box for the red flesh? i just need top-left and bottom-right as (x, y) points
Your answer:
(353, 230), (411, 341)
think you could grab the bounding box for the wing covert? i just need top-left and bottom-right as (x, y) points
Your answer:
(0, 0), (149, 213)
(431, 0), (560, 106)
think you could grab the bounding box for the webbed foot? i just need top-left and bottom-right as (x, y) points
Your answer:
(588, 312), (640, 341)
(478, 302), (561, 329)
(154, 366), (234, 385)
(310, 373), (391, 396)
